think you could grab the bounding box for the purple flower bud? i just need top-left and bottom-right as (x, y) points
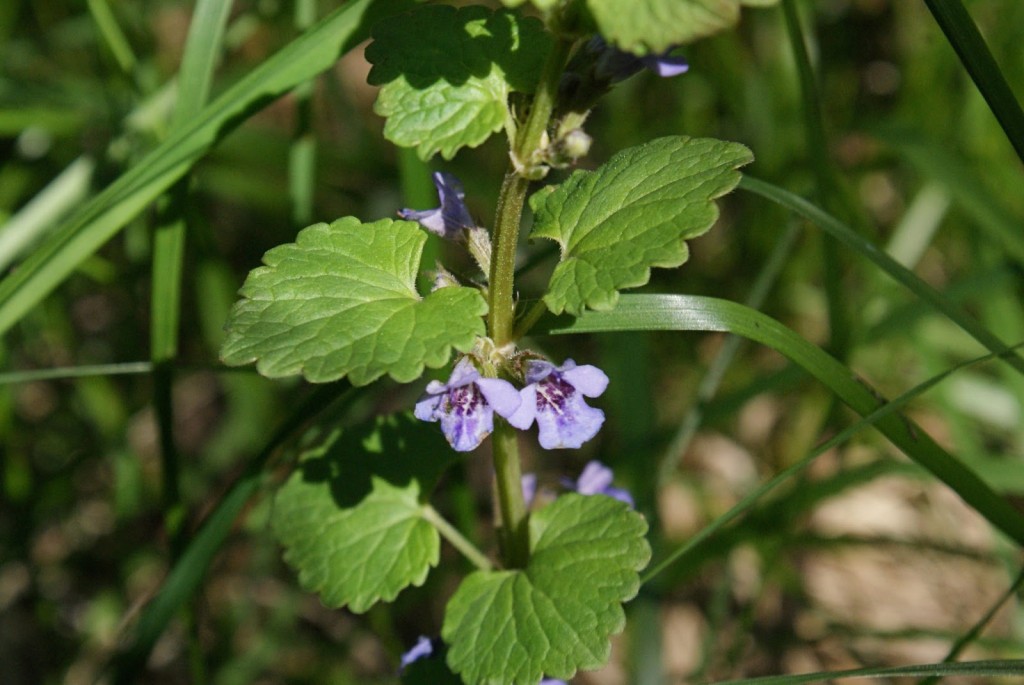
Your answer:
(589, 36), (688, 83)
(399, 635), (435, 672)
(572, 460), (634, 508)
(415, 357), (521, 452)
(398, 171), (475, 240)
(507, 359), (608, 449)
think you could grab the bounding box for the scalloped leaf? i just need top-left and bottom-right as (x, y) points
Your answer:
(585, 0), (773, 54)
(272, 413), (458, 613)
(442, 494), (650, 684)
(530, 136), (752, 316)
(219, 216), (486, 385)
(366, 4), (551, 160)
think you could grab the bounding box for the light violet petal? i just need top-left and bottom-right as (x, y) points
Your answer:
(603, 485), (635, 508)
(414, 394), (441, 422)
(423, 379), (448, 395)
(524, 359), (557, 384)
(441, 404), (492, 452)
(400, 636), (434, 671)
(535, 397), (604, 449)
(506, 385), (537, 430)
(575, 460), (614, 495)
(447, 357), (480, 387)
(476, 377), (522, 418)
(642, 54), (689, 77)
(562, 364), (609, 397)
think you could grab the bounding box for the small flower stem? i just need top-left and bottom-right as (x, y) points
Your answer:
(421, 505), (493, 572)
(492, 420), (529, 568)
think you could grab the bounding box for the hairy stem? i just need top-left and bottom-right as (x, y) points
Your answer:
(485, 38), (574, 569)
(492, 420), (529, 568)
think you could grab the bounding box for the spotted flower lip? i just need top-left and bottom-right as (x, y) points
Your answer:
(507, 358), (609, 450)
(397, 171), (475, 240)
(414, 357), (521, 452)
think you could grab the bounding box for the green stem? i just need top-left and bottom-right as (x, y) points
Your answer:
(492, 420), (529, 568)
(484, 38), (574, 569)
(421, 505), (493, 571)
(487, 170), (529, 346)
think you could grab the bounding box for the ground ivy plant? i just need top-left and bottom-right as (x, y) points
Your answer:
(219, 1), (761, 683)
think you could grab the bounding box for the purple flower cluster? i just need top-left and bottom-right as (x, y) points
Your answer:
(416, 358), (608, 453)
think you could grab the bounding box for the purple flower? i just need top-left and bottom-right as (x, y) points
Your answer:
(399, 635), (435, 672)
(507, 359), (608, 449)
(571, 460), (634, 508)
(540, 680), (568, 685)
(415, 357), (521, 452)
(590, 36), (689, 83)
(398, 171), (474, 240)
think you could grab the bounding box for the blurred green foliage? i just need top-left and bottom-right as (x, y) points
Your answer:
(2, 0), (1024, 684)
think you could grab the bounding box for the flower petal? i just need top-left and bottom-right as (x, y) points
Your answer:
(476, 377), (522, 419)
(400, 636), (434, 671)
(506, 384), (538, 430)
(562, 363), (609, 397)
(575, 460), (614, 495)
(535, 394), (605, 449)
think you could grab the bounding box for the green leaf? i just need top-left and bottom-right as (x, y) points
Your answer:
(272, 413), (458, 613)
(366, 4), (550, 160)
(584, 0), (764, 53)
(443, 494), (650, 684)
(220, 217), (487, 385)
(531, 136), (752, 316)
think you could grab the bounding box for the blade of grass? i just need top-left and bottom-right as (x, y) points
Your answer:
(706, 659), (1024, 685)
(877, 131), (1024, 267)
(923, 0), (1024, 165)
(151, 0), (234, 540)
(658, 221), (801, 486)
(739, 175), (1024, 377)
(85, 0), (137, 77)
(780, 0), (851, 355)
(0, 156), (95, 273)
(541, 294), (1024, 551)
(917, 566), (1024, 685)
(0, 0), (416, 338)
(289, 0), (318, 228)
(0, 361), (153, 384)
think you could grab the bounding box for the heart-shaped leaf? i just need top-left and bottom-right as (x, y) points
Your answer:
(220, 216), (486, 385)
(530, 136), (752, 316)
(443, 494), (650, 684)
(366, 4), (550, 160)
(272, 413), (459, 613)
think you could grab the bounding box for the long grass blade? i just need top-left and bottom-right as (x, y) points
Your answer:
(923, 0), (1024, 165)
(542, 294), (1024, 548)
(0, 0), (415, 338)
(739, 175), (1024, 376)
(706, 659), (1024, 685)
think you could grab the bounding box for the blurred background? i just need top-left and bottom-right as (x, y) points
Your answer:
(2, 0), (1024, 683)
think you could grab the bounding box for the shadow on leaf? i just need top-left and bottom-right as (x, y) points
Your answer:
(295, 412), (458, 509)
